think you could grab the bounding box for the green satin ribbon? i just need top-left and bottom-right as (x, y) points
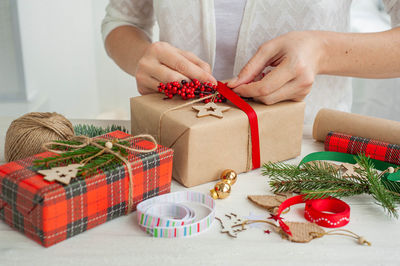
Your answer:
(298, 151), (400, 193)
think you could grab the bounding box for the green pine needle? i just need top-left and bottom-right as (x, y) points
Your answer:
(74, 124), (129, 138)
(262, 154), (400, 217)
(34, 139), (130, 180)
(356, 155), (399, 217)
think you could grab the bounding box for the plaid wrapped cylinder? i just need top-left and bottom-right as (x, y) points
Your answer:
(325, 131), (400, 165)
(0, 131), (173, 247)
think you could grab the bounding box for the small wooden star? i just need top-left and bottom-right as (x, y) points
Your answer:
(38, 164), (83, 185)
(192, 102), (230, 118)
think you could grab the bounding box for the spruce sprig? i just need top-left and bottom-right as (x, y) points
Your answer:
(262, 155), (400, 217)
(74, 124), (129, 138)
(357, 155), (399, 217)
(34, 140), (130, 179)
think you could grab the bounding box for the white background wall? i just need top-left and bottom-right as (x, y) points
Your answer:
(92, 0), (141, 119)
(10, 0), (140, 119)
(350, 0), (400, 121)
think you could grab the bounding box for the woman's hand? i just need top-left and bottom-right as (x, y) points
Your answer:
(135, 41), (217, 94)
(228, 31), (324, 104)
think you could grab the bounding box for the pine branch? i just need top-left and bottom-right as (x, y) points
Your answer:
(265, 161), (369, 196)
(34, 146), (101, 168)
(79, 154), (120, 177)
(356, 156), (399, 218)
(74, 124), (129, 138)
(262, 154), (399, 217)
(34, 139), (131, 178)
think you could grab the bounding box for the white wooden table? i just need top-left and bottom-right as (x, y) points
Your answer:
(1, 117), (399, 266)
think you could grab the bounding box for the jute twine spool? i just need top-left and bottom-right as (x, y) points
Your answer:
(4, 112), (74, 162)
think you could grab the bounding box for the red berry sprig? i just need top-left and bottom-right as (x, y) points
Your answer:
(158, 79), (226, 103)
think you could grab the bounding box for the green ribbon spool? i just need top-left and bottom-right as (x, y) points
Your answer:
(298, 151), (400, 193)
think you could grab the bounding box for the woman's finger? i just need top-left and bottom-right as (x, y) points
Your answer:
(180, 50), (212, 74)
(228, 41), (279, 87)
(136, 73), (161, 94)
(232, 59), (295, 98)
(254, 79), (310, 105)
(158, 49), (217, 84)
(152, 64), (190, 84)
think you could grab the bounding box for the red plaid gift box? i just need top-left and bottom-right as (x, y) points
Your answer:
(325, 131), (400, 165)
(0, 131), (173, 247)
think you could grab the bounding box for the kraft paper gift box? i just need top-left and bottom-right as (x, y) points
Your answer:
(130, 94), (305, 187)
(0, 131), (173, 247)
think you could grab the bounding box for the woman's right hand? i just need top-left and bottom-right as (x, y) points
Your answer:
(135, 42), (217, 94)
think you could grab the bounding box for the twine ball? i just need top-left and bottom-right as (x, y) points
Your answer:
(4, 112), (74, 162)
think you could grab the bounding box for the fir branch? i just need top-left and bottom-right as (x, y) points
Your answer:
(74, 124), (129, 138)
(356, 156), (399, 218)
(265, 160), (369, 196)
(262, 154), (399, 217)
(34, 139), (131, 178)
(78, 154), (120, 177)
(34, 146), (101, 168)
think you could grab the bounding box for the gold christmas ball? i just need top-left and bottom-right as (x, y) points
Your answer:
(220, 169), (237, 185)
(210, 181), (231, 199)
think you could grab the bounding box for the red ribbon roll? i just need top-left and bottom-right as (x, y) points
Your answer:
(217, 82), (260, 169)
(274, 195), (350, 236)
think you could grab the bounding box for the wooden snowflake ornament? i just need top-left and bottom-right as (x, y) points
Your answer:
(38, 164), (83, 185)
(192, 102), (230, 118)
(215, 213), (248, 237)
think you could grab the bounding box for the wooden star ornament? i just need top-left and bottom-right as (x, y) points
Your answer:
(192, 102), (230, 118)
(38, 164), (84, 185)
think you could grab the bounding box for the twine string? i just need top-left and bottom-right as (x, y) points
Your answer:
(4, 112), (74, 162)
(316, 229), (371, 246)
(42, 134), (158, 213)
(157, 93), (217, 143)
(233, 220), (370, 246)
(156, 92), (253, 171)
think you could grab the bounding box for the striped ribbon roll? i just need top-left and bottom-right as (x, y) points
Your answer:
(136, 191), (215, 238)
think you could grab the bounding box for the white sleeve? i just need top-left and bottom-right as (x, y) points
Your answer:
(382, 0), (400, 28)
(101, 0), (155, 43)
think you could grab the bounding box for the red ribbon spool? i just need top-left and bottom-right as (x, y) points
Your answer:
(274, 195), (350, 236)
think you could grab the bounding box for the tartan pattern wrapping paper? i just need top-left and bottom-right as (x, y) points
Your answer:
(0, 131), (174, 247)
(325, 131), (400, 165)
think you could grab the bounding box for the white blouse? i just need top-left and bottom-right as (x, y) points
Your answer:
(213, 0), (247, 81)
(102, 0), (400, 124)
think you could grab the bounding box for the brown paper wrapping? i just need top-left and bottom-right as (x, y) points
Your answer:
(313, 108), (400, 145)
(131, 94), (305, 187)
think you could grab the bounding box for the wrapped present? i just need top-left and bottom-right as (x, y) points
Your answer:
(0, 131), (173, 247)
(130, 91), (305, 187)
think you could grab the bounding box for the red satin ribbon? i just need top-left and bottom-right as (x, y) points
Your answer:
(217, 81), (260, 169)
(273, 195), (350, 236)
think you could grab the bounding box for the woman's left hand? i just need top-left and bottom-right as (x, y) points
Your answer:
(227, 31), (324, 105)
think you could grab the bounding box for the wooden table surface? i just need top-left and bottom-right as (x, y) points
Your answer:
(0, 117), (399, 266)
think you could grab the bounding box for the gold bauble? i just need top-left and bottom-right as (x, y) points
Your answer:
(220, 169), (237, 185)
(210, 181), (231, 199)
